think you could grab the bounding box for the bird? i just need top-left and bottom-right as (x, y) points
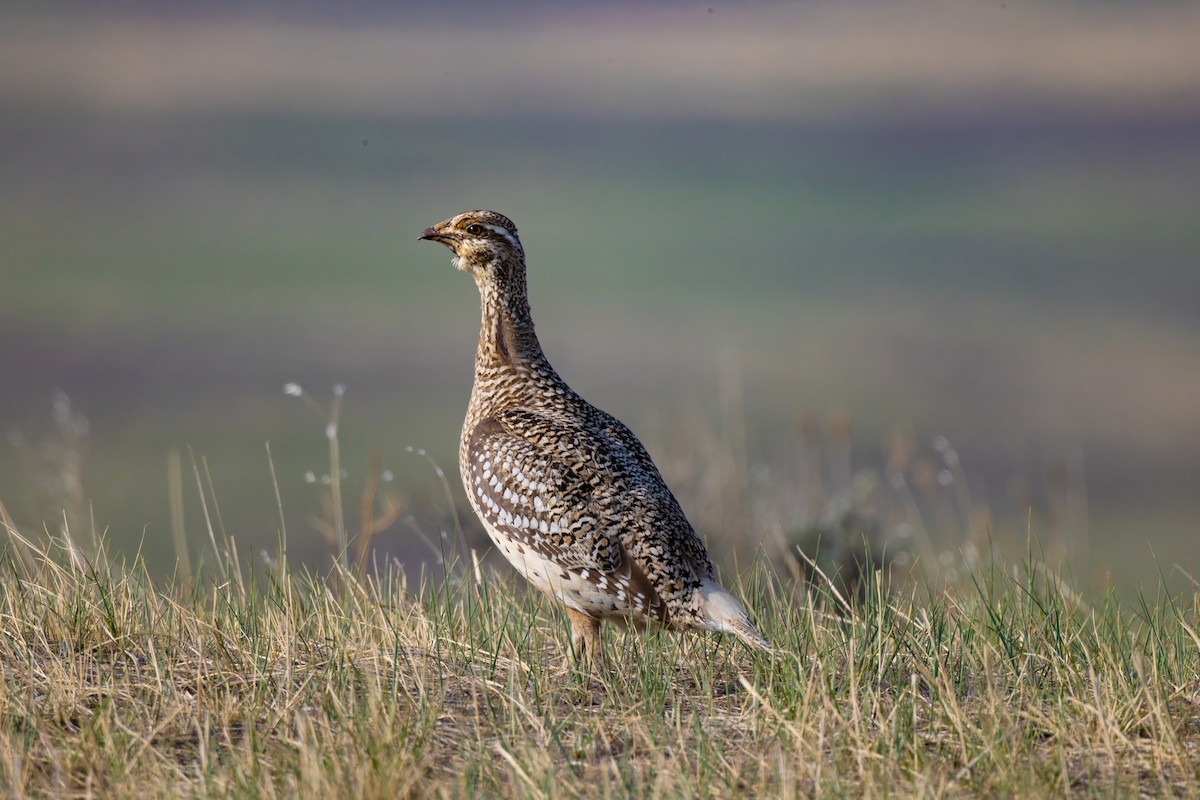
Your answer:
(419, 210), (772, 664)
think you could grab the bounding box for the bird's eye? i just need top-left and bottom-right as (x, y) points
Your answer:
(466, 224), (483, 235)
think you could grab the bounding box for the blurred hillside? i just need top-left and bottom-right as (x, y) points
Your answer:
(1, 2), (1198, 590)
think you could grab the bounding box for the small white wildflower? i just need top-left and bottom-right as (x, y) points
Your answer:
(943, 449), (959, 466)
(304, 471), (316, 483)
(381, 470), (394, 482)
(333, 383), (345, 397)
(932, 435), (949, 452)
(937, 469), (953, 486)
(51, 390), (71, 423)
(283, 382), (303, 397)
(325, 422), (337, 440)
(405, 446), (414, 453)
(321, 474), (332, 485)
(417, 448), (427, 456)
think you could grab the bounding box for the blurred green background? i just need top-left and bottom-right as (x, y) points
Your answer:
(2, 3), (1198, 591)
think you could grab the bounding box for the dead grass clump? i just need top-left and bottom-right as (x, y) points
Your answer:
(1, 522), (1198, 798)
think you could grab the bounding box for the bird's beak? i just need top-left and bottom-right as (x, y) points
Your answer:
(419, 222), (454, 243)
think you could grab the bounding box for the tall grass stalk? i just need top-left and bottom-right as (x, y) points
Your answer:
(0, 523), (1197, 798)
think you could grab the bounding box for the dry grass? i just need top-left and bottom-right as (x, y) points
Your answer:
(1, 393), (1196, 797)
(1, 515), (1198, 799)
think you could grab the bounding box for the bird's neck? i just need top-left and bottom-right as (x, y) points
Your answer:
(474, 262), (546, 375)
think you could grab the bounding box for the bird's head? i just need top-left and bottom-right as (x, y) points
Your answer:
(419, 210), (524, 277)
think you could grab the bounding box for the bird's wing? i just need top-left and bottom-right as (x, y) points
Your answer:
(465, 410), (668, 621)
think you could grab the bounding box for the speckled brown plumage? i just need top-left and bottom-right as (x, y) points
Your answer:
(419, 210), (772, 663)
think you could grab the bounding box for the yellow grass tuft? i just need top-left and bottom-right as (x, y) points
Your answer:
(1, 521), (1197, 798)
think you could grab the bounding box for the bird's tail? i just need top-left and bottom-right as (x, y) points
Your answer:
(698, 579), (776, 655)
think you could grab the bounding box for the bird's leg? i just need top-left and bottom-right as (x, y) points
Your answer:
(565, 608), (603, 669)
